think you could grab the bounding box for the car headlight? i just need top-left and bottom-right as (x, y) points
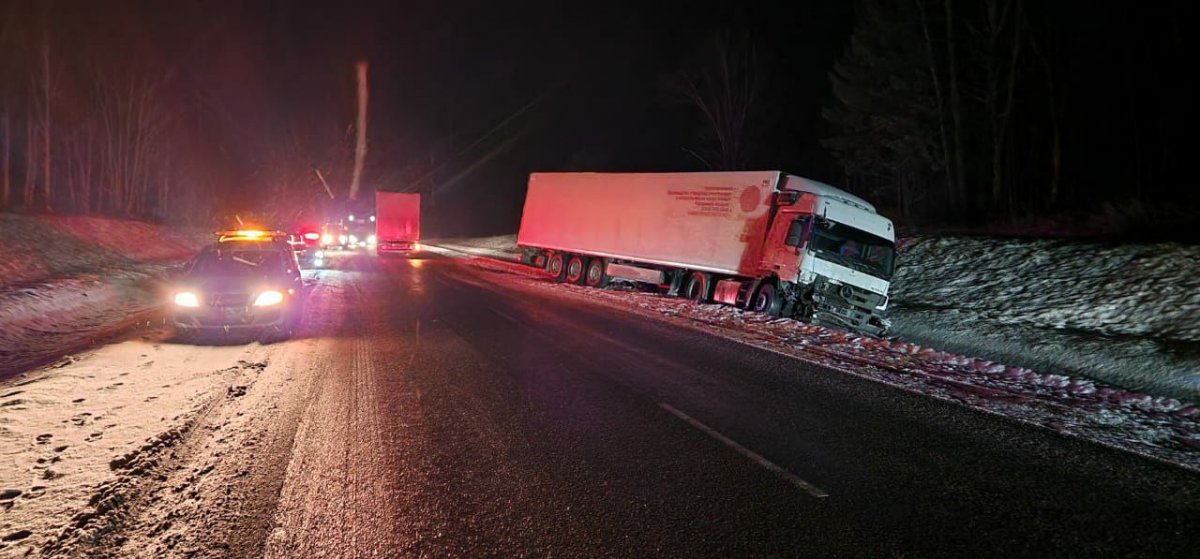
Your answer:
(253, 290), (284, 306)
(174, 291), (200, 307)
(321, 233), (333, 244)
(367, 234), (377, 245)
(338, 235), (348, 244)
(315, 250), (325, 258)
(349, 234), (358, 244)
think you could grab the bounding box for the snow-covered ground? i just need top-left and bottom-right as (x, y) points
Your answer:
(890, 237), (1200, 402)
(0, 330), (274, 556)
(425, 236), (1200, 470)
(0, 214), (207, 377)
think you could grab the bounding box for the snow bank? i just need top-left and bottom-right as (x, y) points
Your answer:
(0, 214), (204, 285)
(431, 234), (1200, 402)
(889, 237), (1200, 402)
(425, 234), (519, 261)
(0, 214), (207, 376)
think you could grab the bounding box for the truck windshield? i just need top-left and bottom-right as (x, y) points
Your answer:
(808, 223), (896, 280)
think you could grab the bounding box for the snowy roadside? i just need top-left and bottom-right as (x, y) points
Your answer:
(0, 327), (276, 556)
(424, 240), (1200, 471)
(890, 237), (1200, 402)
(0, 214), (207, 378)
(0, 267), (332, 558)
(427, 235), (1200, 402)
(425, 234), (522, 261)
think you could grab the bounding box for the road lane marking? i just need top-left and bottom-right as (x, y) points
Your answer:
(658, 403), (829, 499)
(490, 307), (519, 324)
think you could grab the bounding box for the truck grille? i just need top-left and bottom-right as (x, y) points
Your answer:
(817, 279), (885, 309)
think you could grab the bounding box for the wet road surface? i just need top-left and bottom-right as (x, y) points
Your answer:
(115, 251), (1200, 557)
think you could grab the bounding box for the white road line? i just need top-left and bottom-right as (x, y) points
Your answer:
(658, 402), (829, 499)
(490, 307), (519, 324)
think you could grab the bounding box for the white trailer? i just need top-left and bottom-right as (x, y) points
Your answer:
(517, 171), (896, 335)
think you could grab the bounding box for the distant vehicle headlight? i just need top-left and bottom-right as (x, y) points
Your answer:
(338, 235), (348, 245)
(174, 291), (200, 307)
(349, 234), (359, 244)
(315, 250), (325, 258)
(367, 234), (377, 245)
(253, 290), (284, 307)
(321, 233), (333, 244)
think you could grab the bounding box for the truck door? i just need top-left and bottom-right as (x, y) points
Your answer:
(760, 213), (809, 282)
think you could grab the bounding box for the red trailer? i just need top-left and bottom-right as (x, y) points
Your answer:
(375, 192), (421, 255)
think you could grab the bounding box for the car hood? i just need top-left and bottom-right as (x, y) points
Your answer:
(181, 274), (286, 293)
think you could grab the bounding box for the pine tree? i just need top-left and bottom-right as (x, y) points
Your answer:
(823, 0), (944, 221)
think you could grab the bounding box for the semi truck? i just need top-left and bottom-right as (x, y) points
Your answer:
(375, 192), (421, 255)
(516, 172), (896, 336)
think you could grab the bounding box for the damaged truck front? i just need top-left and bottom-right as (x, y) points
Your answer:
(517, 171), (896, 336)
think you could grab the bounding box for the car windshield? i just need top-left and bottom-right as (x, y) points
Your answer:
(808, 222), (896, 280)
(190, 249), (283, 277)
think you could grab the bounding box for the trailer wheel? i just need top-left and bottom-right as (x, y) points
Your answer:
(751, 283), (784, 317)
(684, 272), (713, 303)
(546, 252), (568, 282)
(584, 258), (609, 288)
(566, 255), (587, 284)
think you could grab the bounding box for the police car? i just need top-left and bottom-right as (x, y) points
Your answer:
(171, 230), (305, 340)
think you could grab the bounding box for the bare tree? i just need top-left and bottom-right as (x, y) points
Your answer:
(2, 103), (9, 209)
(981, 0), (1024, 214)
(39, 31), (53, 211)
(23, 109), (35, 208)
(1028, 10), (1064, 208)
(665, 26), (765, 171)
(943, 0), (966, 213)
(93, 69), (171, 216)
(915, 0), (954, 212)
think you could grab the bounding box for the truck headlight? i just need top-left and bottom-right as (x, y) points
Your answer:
(253, 290), (284, 306)
(174, 291), (200, 307)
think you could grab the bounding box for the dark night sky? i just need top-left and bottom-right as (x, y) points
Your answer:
(59, 0), (853, 235)
(18, 1), (1191, 236)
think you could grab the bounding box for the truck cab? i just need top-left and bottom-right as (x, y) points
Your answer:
(759, 178), (896, 335)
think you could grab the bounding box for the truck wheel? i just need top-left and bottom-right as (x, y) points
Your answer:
(566, 255), (587, 284)
(584, 258), (609, 288)
(751, 283), (784, 317)
(684, 272), (712, 303)
(546, 252), (568, 282)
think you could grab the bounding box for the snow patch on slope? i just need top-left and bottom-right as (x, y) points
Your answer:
(889, 237), (1200, 402)
(0, 214), (207, 377)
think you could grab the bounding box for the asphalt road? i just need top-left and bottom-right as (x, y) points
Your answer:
(139, 251), (1200, 557)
